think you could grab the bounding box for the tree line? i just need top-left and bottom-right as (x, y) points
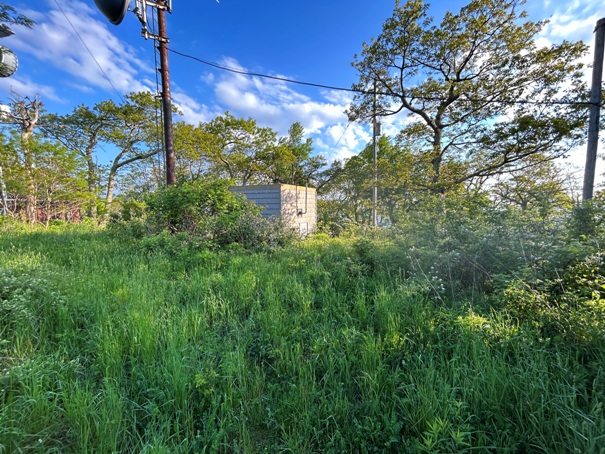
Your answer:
(0, 93), (325, 225)
(0, 0), (598, 230)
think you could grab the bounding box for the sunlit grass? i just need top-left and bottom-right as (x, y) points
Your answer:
(1, 225), (604, 452)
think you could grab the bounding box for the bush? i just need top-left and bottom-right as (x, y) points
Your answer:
(143, 179), (297, 251)
(209, 210), (297, 251)
(120, 200), (146, 222)
(145, 179), (250, 234)
(503, 252), (605, 347)
(107, 218), (148, 240)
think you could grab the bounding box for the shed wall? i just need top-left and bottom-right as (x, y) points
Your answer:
(230, 184), (317, 235)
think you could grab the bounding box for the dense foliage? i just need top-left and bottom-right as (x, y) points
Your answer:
(125, 178), (297, 251)
(1, 210), (604, 452)
(349, 0), (587, 192)
(1, 0), (604, 450)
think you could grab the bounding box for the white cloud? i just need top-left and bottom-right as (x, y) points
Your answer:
(0, 76), (59, 102)
(8, 1), (151, 97)
(322, 89), (354, 106)
(203, 58), (377, 162)
(210, 57), (351, 138)
(538, 0), (601, 45)
(173, 89), (217, 125)
(318, 121), (372, 163)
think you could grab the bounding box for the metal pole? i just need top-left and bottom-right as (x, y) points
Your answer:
(156, 0), (176, 185)
(372, 80), (378, 227)
(582, 17), (605, 202)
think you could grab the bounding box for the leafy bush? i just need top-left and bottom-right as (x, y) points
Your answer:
(119, 200), (146, 222)
(139, 230), (192, 255)
(145, 179), (249, 234)
(209, 210), (297, 251)
(503, 252), (605, 347)
(107, 218), (148, 240)
(142, 179), (297, 251)
(567, 196), (605, 238)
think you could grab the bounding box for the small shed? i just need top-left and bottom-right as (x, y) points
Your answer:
(230, 184), (317, 236)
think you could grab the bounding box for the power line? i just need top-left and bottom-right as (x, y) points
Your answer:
(53, 0), (124, 103)
(169, 48), (362, 94)
(169, 47), (600, 108)
(332, 121), (352, 151)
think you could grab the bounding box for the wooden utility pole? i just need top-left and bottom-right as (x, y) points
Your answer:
(582, 17), (605, 202)
(156, 0), (176, 185)
(94, 0), (176, 186)
(372, 80), (378, 227)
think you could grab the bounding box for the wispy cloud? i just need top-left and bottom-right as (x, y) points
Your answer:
(205, 56), (360, 144)
(0, 76), (59, 102)
(537, 0), (601, 48)
(7, 1), (151, 98)
(321, 122), (372, 162)
(172, 88), (217, 125)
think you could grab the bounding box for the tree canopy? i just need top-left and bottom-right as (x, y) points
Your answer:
(0, 3), (34, 29)
(348, 0), (588, 193)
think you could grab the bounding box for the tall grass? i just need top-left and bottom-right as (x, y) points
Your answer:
(1, 225), (604, 452)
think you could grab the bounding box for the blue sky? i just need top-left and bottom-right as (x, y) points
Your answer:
(0, 0), (602, 173)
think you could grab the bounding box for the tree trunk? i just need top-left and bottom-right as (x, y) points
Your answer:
(45, 190), (51, 228)
(10, 96), (42, 225)
(105, 166), (117, 217)
(0, 166), (9, 217)
(22, 131), (37, 225)
(86, 146), (97, 218)
(430, 129), (443, 187)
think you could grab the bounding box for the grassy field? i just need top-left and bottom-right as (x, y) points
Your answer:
(1, 224), (604, 453)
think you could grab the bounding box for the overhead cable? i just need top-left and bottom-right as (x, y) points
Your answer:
(54, 0), (125, 103)
(169, 48), (599, 108)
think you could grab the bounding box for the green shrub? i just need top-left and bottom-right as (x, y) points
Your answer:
(143, 179), (297, 251)
(107, 218), (148, 239)
(145, 179), (249, 234)
(139, 230), (191, 255)
(208, 211), (297, 251)
(567, 196), (605, 238)
(120, 200), (146, 222)
(503, 252), (605, 347)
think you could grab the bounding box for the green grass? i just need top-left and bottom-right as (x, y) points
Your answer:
(1, 225), (604, 453)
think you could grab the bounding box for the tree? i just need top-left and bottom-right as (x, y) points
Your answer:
(30, 139), (89, 226)
(349, 0), (587, 193)
(173, 121), (213, 180)
(319, 157), (372, 226)
(97, 92), (167, 212)
(0, 129), (17, 215)
(3, 94), (43, 224)
(319, 136), (416, 227)
(202, 113), (277, 185)
(42, 105), (110, 216)
(491, 154), (574, 222)
(176, 117), (324, 187)
(0, 128), (88, 225)
(0, 3), (34, 28)
(263, 122), (325, 186)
